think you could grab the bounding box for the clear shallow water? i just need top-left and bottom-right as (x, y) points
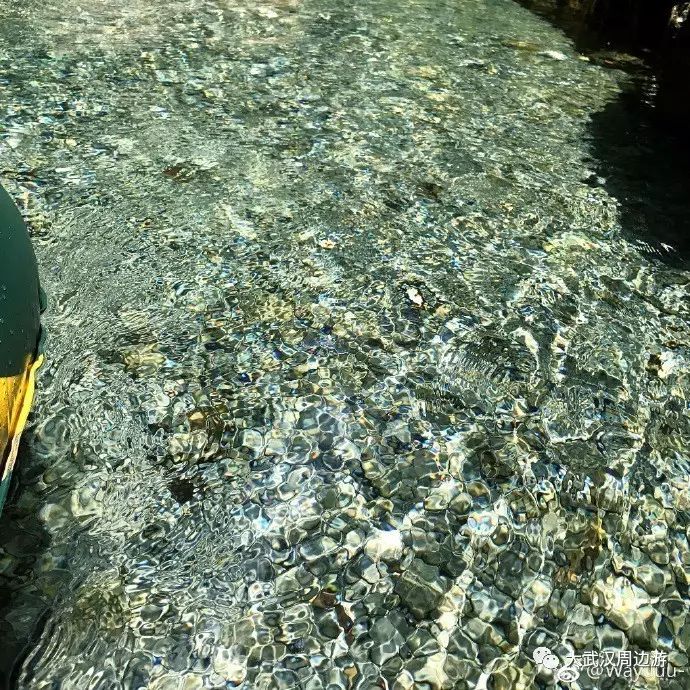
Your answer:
(1, 0), (690, 688)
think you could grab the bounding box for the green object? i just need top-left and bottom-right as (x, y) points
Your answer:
(0, 185), (43, 377)
(0, 183), (44, 514)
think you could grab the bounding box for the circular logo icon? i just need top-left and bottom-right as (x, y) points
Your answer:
(532, 646), (581, 683)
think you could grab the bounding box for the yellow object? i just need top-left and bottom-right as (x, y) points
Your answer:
(0, 181), (45, 512)
(0, 354), (43, 504)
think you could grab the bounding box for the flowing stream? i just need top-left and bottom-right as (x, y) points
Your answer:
(1, 0), (690, 688)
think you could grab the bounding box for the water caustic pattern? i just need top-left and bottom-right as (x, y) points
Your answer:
(1, 0), (690, 688)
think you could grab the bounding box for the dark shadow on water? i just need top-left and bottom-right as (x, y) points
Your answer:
(518, 0), (690, 268)
(0, 434), (52, 690)
(587, 84), (690, 266)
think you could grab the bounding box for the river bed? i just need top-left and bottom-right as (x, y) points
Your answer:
(1, 0), (690, 688)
